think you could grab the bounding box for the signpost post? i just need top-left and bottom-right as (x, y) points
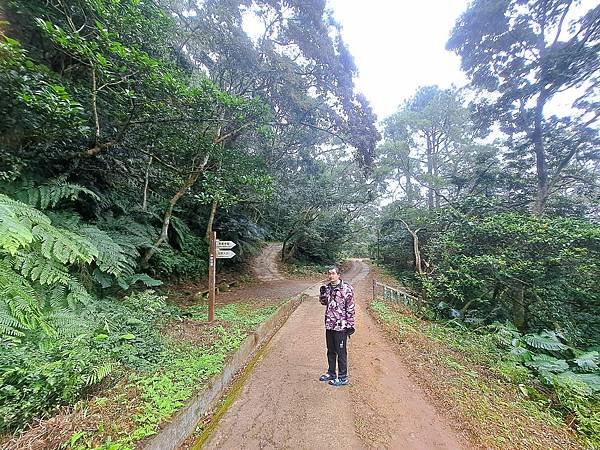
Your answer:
(208, 232), (216, 322)
(207, 234), (236, 322)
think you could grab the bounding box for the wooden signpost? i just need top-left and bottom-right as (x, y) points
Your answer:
(207, 232), (236, 322)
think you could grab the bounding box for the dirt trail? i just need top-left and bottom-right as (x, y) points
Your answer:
(202, 256), (471, 449)
(251, 243), (285, 281)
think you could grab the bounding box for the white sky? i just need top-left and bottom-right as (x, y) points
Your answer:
(326, 0), (470, 121)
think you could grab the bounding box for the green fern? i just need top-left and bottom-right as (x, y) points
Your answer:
(0, 193), (50, 254)
(65, 279), (92, 308)
(13, 252), (71, 285)
(79, 226), (135, 276)
(0, 193), (101, 338)
(82, 361), (115, 386)
(170, 215), (191, 248)
(19, 178), (99, 209)
(33, 223), (98, 265)
(44, 309), (87, 338)
(0, 301), (26, 339)
(96, 215), (156, 249)
(0, 258), (44, 335)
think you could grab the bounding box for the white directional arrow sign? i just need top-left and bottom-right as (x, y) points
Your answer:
(216, 249), (236, 259)
(216, 240), (236, 249)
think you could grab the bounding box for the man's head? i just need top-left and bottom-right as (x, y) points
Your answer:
(327, 266), (341, 284)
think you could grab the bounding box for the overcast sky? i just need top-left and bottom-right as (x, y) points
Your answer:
(326, 0), (470, 122)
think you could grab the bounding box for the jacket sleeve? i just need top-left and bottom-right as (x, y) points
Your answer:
(319, 287), (328, 305)
(345, 285), (355, 328)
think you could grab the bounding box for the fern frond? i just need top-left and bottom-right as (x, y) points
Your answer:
(0, 193), (50, 254)
(170, 216), (191, 248)
(21, 177), (99, 209)
(79, 226), (134, 276)
(47, 284), (67, 308)
(0, 301), (26, 338)
(82, 361), (115, 386)
(33, 223), (98, 264)
(65, 279), (92, 308)
(45, 309), (87, 338)
(0, 193), (51, 224)
(13, 252), (71, 285)
(0, 258), (44, 334)
(96, 216), (156, 249)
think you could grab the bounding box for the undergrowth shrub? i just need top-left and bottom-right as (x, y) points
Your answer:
(0, 340), (109, 432)
(0, 290), (176, 433)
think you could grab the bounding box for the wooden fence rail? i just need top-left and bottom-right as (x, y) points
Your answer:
(372, 280), (422, 310)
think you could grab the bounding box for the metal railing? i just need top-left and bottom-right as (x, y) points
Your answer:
(372, 280), (423, 311)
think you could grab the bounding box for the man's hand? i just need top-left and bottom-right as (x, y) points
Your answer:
(346, 326), (355, 337)
(320, 286), (326, 295)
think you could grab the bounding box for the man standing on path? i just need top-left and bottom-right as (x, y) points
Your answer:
(319, 266), (355, 386)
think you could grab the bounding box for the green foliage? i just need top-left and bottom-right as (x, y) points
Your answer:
(447, 0), (599, 214)
(552, 376), (600, 447)
(0, 289), (176, 432)
(15, 178), (99, 210)
(423, 212), (600, 346)
(493, 360), (531, 384)
(523, 331), (569, 352)
(0, 192), (165, 340)
(574, 351), (600, 372)
(0, 33), (87, 177)
(0, 340), (112, 432)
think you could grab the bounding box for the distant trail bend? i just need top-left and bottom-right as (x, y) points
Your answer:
(251, 243), (284, 282)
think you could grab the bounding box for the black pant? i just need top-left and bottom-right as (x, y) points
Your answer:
(326, 329), (348, 379)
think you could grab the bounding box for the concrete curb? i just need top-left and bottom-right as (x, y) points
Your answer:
(143, 296), (304, 450)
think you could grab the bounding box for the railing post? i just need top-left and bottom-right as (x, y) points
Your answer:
(372, 279), (376, 301)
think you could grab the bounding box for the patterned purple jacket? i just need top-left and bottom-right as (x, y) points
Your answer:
(319, 281), (355, 332)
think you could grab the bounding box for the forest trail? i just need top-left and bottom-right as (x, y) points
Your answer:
(251, 243), (285, 281)
(202, 253), (471, 449)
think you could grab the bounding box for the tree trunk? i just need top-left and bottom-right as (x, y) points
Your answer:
(512, 283), (526, 331)
(403, 166), (415, 205)
(412, 230), (423, 274)
(532, 92), (549, 215)
(426, 133), (434, 210)
(142, 156), (152, 211)
(400, 219), (423, 274)
(142, 153), (209, 266)
(205, 198), (218, 244)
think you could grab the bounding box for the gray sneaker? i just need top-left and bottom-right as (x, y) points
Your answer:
(329, 378), (349, 386)
(319, 373), (335, 382)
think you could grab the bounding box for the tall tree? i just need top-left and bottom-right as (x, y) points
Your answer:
(380, 86), (499, 210)
(447, 0), (600, 214)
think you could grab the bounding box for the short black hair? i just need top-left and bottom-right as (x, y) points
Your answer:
(327, 266), (340, 274)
